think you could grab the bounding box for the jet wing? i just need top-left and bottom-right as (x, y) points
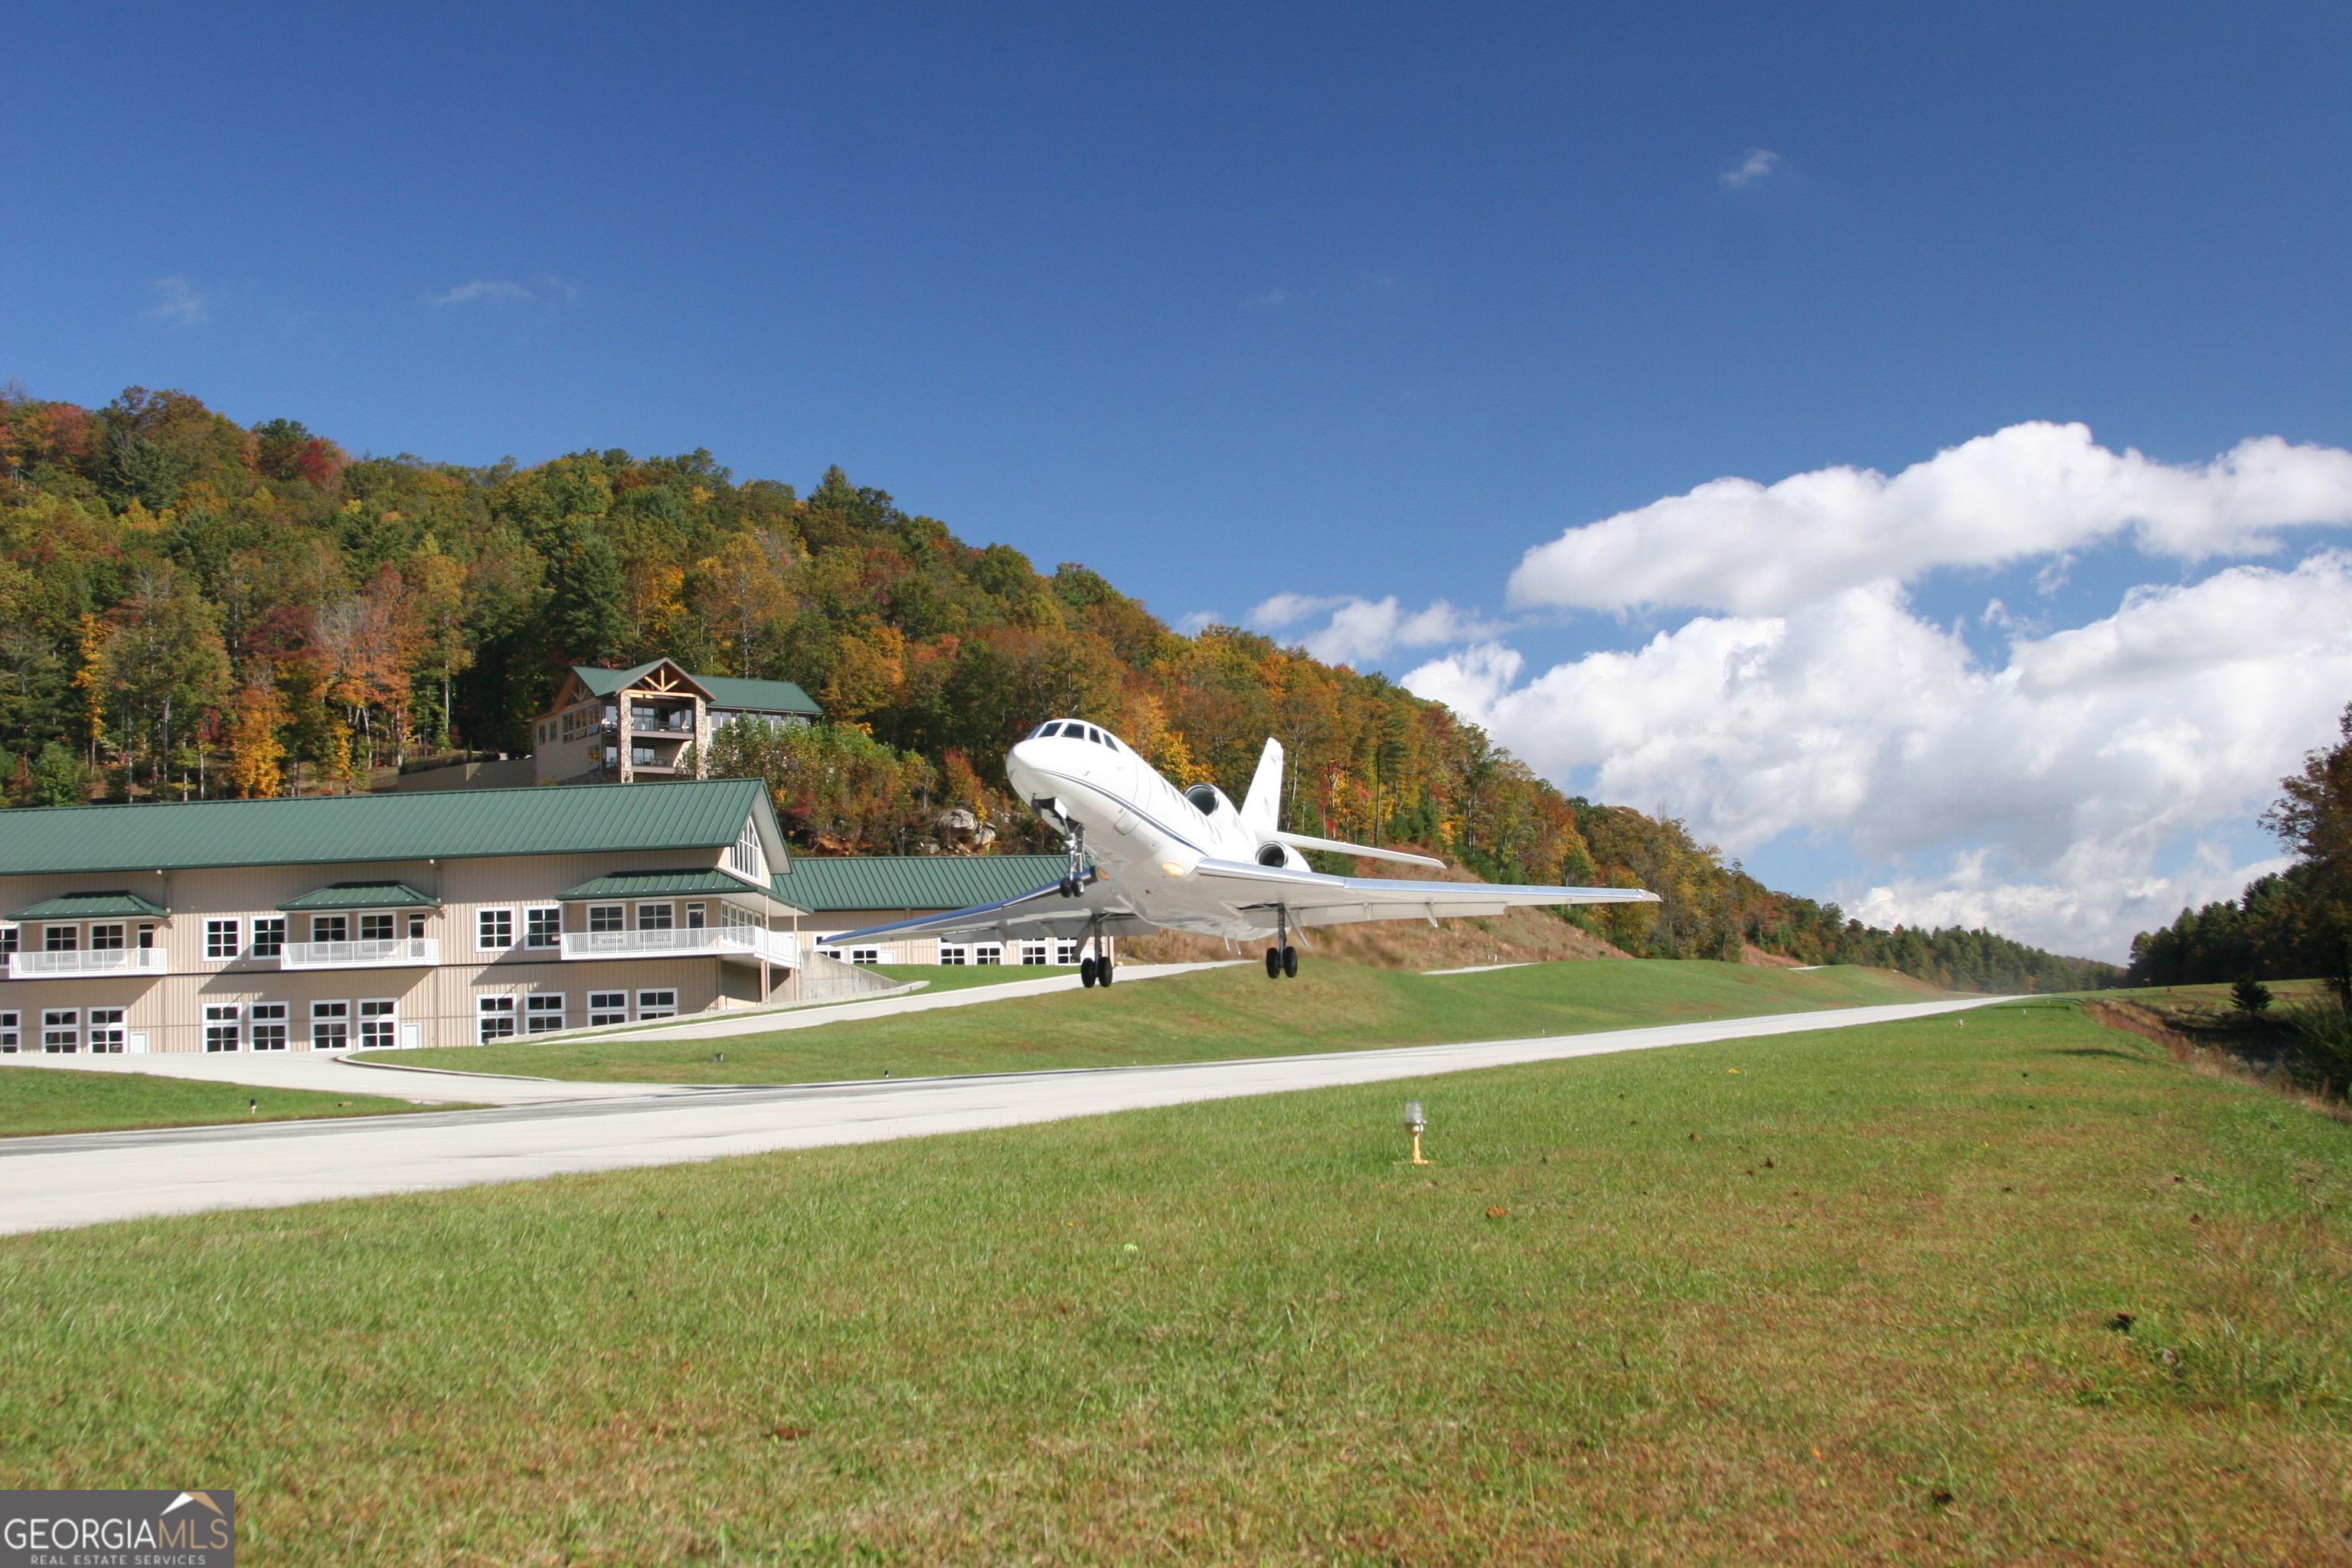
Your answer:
(1189, 858), (1658, 927)
(832, 877), (1160, 945)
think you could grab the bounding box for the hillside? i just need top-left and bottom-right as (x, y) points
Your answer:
(0, 384), (2117, 990)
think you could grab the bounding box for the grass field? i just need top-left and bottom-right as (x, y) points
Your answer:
(7, 995), (2346, 1563)
(381, 957), (1950, 1085)
(0, 1064), (440, 1138)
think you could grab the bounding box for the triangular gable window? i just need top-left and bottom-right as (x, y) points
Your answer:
(727, 815), (767, 883)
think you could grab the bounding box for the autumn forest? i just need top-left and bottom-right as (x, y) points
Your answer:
(0, 384), (2119, 991)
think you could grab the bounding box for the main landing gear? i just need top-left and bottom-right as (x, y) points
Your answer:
(1263, 906), (1298, 979)
(1079, 912), (1113, 988)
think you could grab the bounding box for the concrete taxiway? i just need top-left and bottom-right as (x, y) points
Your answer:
(0, 995), (2011, 1235)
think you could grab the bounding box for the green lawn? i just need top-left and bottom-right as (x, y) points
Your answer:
(0, 1065), (442, 1138)
(2, 999), (2344, 1563)
(380, 956), (1951, 1085)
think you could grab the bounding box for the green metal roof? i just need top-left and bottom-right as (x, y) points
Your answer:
(559, 867), (802, 911)
(784, 854), (1066, 914)
(699, 675), (822, 716)
(571, 664), (822, 717)
(571, 660), (708, 700)
(278, 881), (439, 911)
(0, 779), (791, 879)
(8, 890), (170, 921)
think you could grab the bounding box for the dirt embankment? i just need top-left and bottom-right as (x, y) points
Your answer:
(1118, 848), (1655, 971)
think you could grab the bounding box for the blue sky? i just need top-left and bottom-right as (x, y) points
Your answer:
(7, 0), (2351, 956)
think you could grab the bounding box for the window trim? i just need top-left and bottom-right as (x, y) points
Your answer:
(523, 905), (564, 949)
(477, 907), (518, 952)
(250, 917), (287, 959)
(204, 918), (243, 961)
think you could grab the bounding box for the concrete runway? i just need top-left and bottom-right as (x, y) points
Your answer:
(0, 995), (2010, 1236)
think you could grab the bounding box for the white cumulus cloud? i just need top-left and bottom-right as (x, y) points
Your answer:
(1246, 593), (1505, 668)
(1720, 149), (1785, 188)
(1507, 422), (2352, 616)
(1407, 551), (2352, 961)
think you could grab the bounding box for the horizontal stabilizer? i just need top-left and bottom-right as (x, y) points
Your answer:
(1272, 831), (1444, 870)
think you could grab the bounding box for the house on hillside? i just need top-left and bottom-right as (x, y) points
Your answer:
(0, 779), (843, 1055)
(528, 660), (824, 786)
(787, 854), (1107, 969)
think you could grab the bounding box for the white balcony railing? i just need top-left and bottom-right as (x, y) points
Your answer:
(560, 928), (800, 966)
(279, 938), (441, 971)
(8, 947), (168, 978)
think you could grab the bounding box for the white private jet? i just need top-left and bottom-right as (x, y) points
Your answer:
(836, 718), (1661, 985)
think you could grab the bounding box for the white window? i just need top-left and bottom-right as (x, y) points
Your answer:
(250, 1002), (289, 1050)
(478, 995), (517, 1042)
(730, 817), (766, 880)
(42, 1008), (78, 1052)
(478, 908), (515, 950)
(635, 989), (678, 1020)
(358, 912), (396, 942)
(312, 1001), (350, 1051)
(0, 925), (16, 957)
(205, 919), (242, 960)
(136, 923), (155, 950)
(44, 926), (77, 952)
(359, 999), (397, 1050)
(312, 913), (349, 943)
(816, 946), (844, 962)
(527, 995), (566, 1033)
(1056, 940), (1080, 965)
(89, 923), (126, 951)
(684, 902), (707, 929)
(204, 1004), (241, 1053)
(939, 946), (967, 966)
(850, 947), (881, 966)
(635, 903), (674, 931)
(588, 991), (628, 1027)
(87, 1008), (125, 1053)
(251, 917), (286, 958)
(1021, 942), (1048, 966)
(973, 944), (1003, 966)
(407, 914), (428, 939)
(587, 905), (625, 933)
(524, 906), (564, 949)
(0, 1010), (17, 1051)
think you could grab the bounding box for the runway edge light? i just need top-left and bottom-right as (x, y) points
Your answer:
(1404, 1100), (1429, 1166)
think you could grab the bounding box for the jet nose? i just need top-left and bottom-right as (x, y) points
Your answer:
(1005, 739), (1042, 792)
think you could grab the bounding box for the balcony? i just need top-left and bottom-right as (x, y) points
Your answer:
(279, 938), (441, 971)
(560, 928), (800, 967)
(8, 947), (168, 979)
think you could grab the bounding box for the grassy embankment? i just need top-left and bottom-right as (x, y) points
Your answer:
(379, 958), (1950, 1084)
(0, 1067), (439, 1138)
(4, 998), (2347, 1562)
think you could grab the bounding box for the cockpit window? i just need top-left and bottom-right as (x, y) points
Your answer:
(1034, 721), (1063, 738)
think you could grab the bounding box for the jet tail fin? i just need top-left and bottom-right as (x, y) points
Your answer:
(1241, 737), (1285, 833)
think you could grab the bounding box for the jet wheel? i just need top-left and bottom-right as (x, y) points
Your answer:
(1282, 946), (1298, 978)
(1099, 957), (1113, 985)
(1265, 947), (1282, 980)
(1080, 957), (1098, 987)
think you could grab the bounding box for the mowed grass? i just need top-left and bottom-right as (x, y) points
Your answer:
(0, 1063), (438, 1137)
(398, 958), (1951, 1084)
(8, 999), (2349, 1563)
